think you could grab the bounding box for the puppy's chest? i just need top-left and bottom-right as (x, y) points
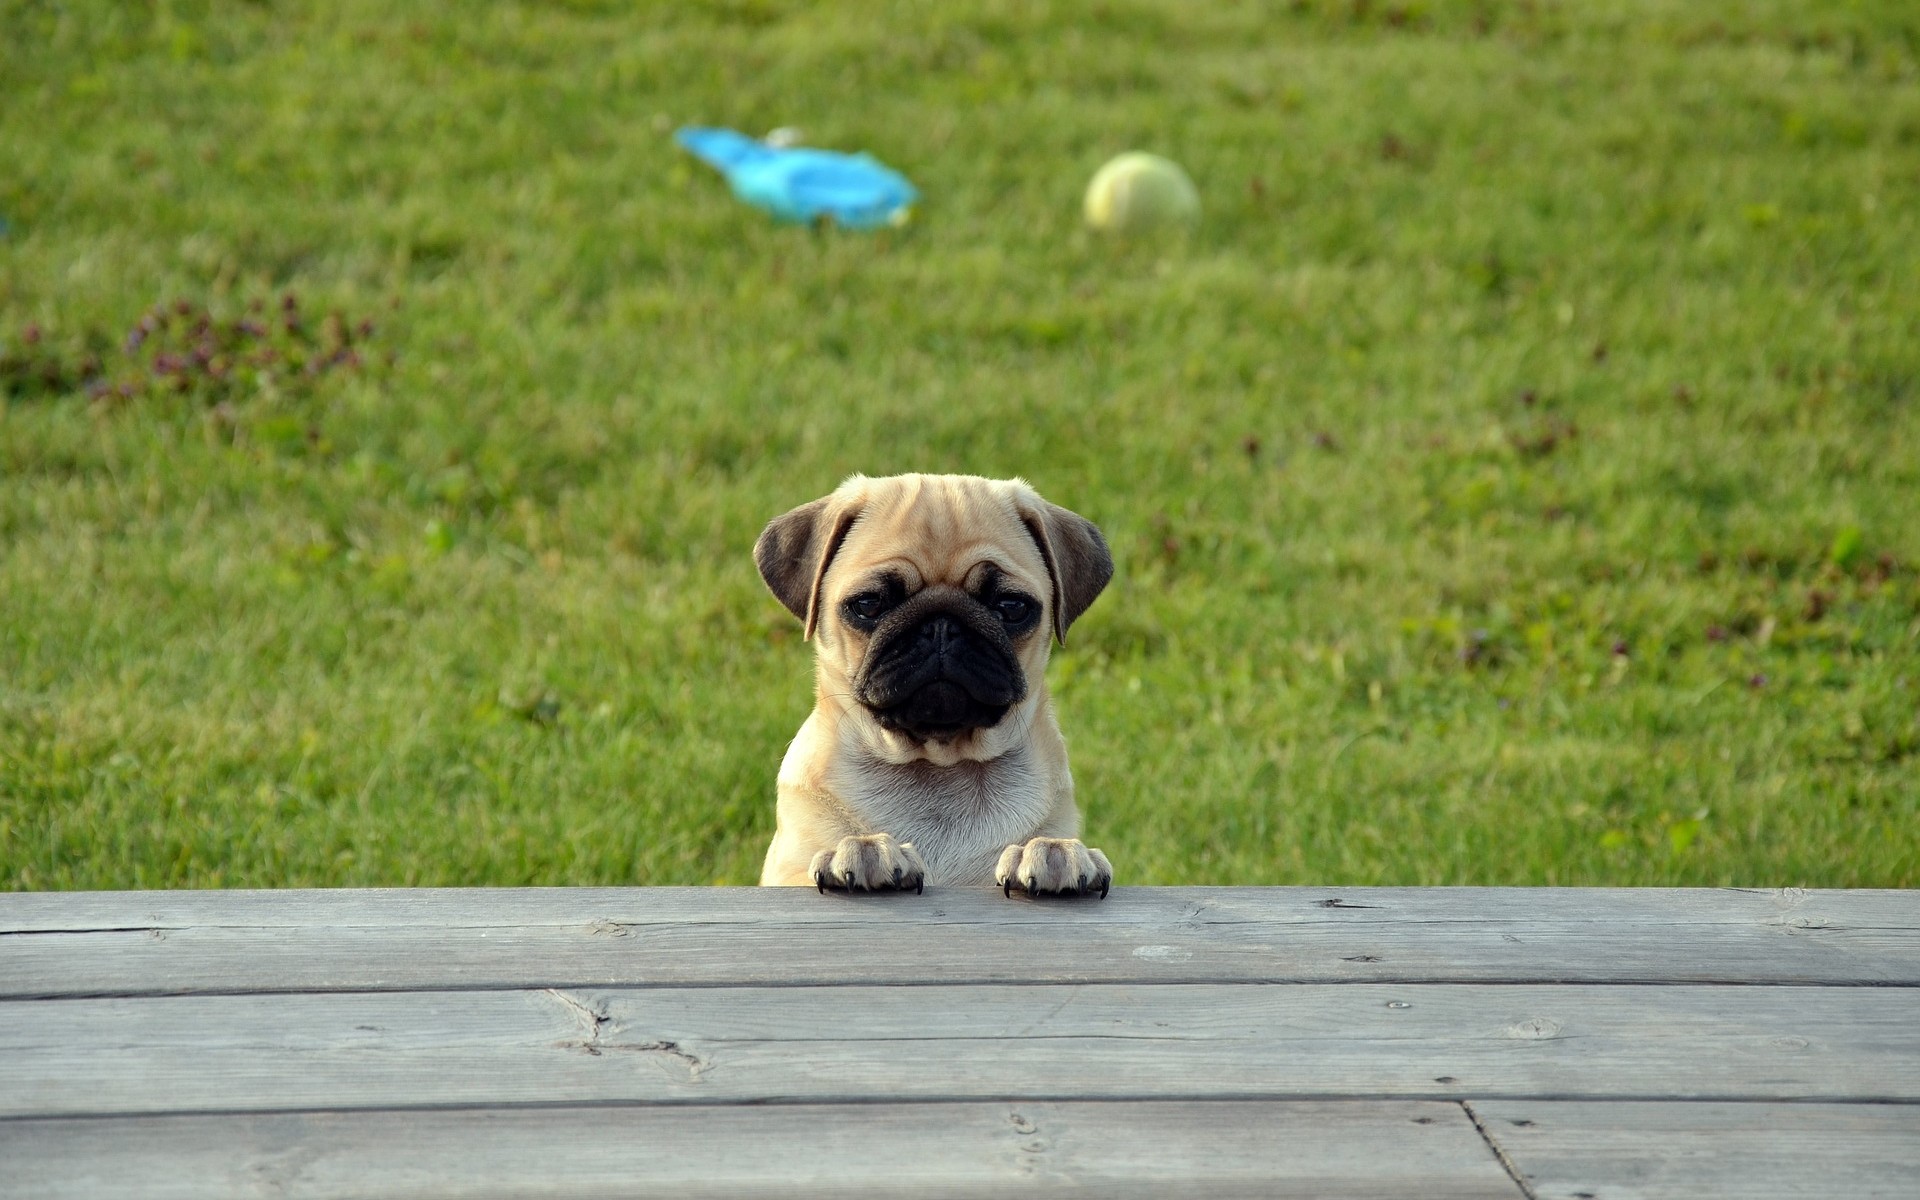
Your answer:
(835, 754), (1050, 885)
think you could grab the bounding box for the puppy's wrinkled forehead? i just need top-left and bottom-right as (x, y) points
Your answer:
(837, 476), (1047, 590)
(755, 471), (1112, 646)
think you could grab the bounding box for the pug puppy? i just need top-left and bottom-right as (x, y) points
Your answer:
(754, 474), (1114, 897)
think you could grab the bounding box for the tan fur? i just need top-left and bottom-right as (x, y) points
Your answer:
(756, 474), (1113, 894)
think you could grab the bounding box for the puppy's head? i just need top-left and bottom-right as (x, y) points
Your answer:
(756, 474), (1112, 764)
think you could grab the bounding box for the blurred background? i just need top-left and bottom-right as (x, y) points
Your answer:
(1, 0), (1915, 889)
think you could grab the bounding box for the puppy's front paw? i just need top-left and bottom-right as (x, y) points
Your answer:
(996, 838), (1112, 899)
(810, 834), (926, 894)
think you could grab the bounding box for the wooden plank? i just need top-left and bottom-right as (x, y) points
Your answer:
(8, 918), (1909, 996)
(3, 983), (1913, 1116)
(0, 1100), (1524, 1200)
(1473, 1100), (1920, 1200)
(4, 887), (1913, 996)
(4, 885), (1906, 933)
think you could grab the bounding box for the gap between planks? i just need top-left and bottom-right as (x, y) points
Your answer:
(1463, 1099), (1544, 1200)
(10, 978), (1920, 1004)
(4, 1094), (1917, 1126)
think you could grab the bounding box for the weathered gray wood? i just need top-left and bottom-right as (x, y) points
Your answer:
(4, 885), (1904, 933)
(5, 887), (1912, 1197)
(4, 886), (1912, 996)
(4, 982), (1913, 1116)
(0, 1100), (1524, 1200)
(1474, 1100), (1920, 1200)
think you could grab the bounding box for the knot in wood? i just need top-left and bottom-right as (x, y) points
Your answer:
(1506, 1016), (1563, 1040)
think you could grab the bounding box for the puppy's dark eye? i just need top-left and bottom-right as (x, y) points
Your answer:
(844, 594), (888, 624)
(993, 597), (1033, 625)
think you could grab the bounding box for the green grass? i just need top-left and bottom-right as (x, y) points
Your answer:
(3, 0), (1917, 890)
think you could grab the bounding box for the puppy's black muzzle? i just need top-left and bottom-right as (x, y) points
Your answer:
(854, 588), (1026, 741)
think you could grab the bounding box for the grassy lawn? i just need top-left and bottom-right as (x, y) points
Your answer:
(2, 0), (1917, 890)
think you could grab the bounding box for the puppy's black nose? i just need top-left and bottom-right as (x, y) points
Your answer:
(919, 616), (959, 655)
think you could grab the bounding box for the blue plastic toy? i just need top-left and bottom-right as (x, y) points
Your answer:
(674, 127), (917, 229)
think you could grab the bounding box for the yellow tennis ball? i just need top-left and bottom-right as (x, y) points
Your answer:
(1083, 152), (1200, 233)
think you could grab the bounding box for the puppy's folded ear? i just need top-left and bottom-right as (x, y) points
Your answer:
(755, 494), (864, 640)
(1017, 497), (1114, 645)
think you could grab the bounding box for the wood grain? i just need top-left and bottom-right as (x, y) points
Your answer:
(5, 982), (1914, 1116)
(5, 885), (1904, 933)
(0, 1100), (1524, 1200)
(3, 886), (1911, 996)
(6, 887), (1913, 1196)
(1475, 1100), (1920, 1200)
